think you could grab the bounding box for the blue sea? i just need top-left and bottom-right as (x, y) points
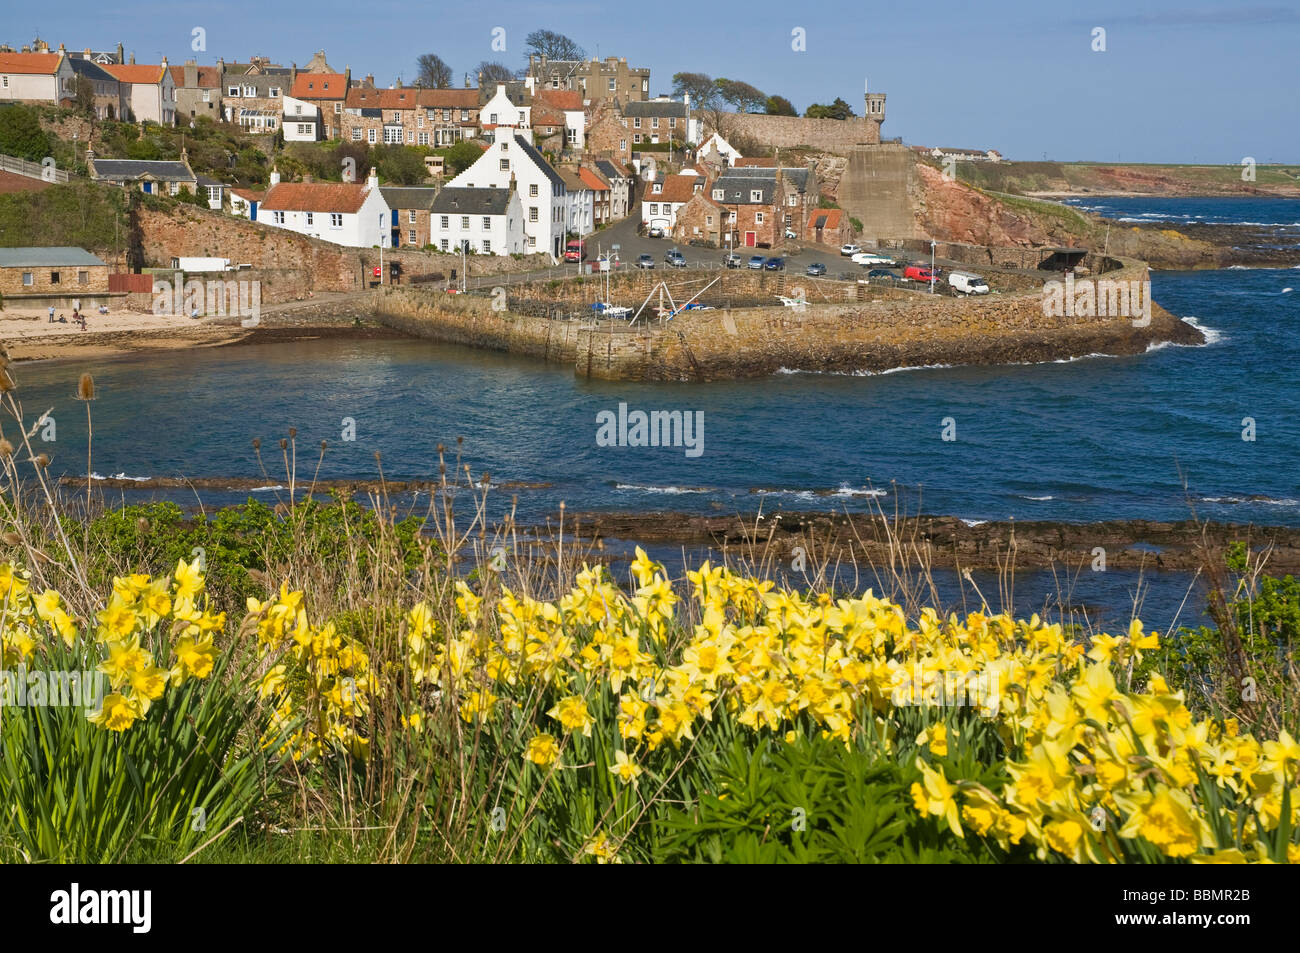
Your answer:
(12, 196), (1300, 629)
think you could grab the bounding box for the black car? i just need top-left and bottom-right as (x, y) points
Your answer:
(764, 257), (785, 271)
(635, 254), (655, 269)
(866, 269), (894, 280)
(805, 262), (827, 276)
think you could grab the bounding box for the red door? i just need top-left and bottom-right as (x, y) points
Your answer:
(744, 231), (756, 247)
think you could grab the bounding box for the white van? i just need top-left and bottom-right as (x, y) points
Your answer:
(948, 271), (990, 295)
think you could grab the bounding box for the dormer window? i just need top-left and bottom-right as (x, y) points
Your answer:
(750, 190), (763, 202)
(712, 189), (724, 200)
(652, 183), (661, 194)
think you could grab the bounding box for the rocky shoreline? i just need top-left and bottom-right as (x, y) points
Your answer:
(560, 509), (1300, 573)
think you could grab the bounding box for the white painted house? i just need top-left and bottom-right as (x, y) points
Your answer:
(258, 167), (391, 248)
(281, 95), (321, 142)
(429, 187), (525, 255)
(480, 84), (529, 130)
(640, 173), (707, 233)
(697, 132), (741, 168)
(447, 131), (568, 258)
(559, 170), (594, 237)
(0, 51), (75, 104)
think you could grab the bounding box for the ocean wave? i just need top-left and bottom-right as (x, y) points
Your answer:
(751, 485), (888, 500)
(961, 518), (989, 527)
(89, 472), (151, 482)
(613, 483), (711, 495)
(777, 364), (954, 376)
(1199, 495), (1299, 507)
(1020, 495), (1054, 501)
(249, 485), (285, 492)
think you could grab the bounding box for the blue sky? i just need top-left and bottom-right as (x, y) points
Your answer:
(14, 0), (1300, 162)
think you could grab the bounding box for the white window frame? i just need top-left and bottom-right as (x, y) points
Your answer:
(330, 213), (343, 227)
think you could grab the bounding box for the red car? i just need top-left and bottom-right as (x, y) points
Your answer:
(903, 264), (939, 282)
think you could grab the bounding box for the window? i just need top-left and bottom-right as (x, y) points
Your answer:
(489, 113), (497, 124)
(440, 239), (449, 251)
(273, 211), (285, 224)
(21, 271), (32, 286)
(407, 130), (414, 143)
(482, 216), (491, 229)
(409, 229), (417, 244)
(305, 212), (313, 225)
(619, 139), (626, 151)
(608, 78), (616, 91)
(270, 87), (280, 97)
(460, 109), (468, 121)
(499, 159), (509, 171)
(633, 117), (641, 129)
(712, 189), (724, 200)
(788, 196), (798, 206)
(368, 129), (377, 144)
(529, 184), (538, 197)
(330, 213), (342, 227)
(409, 210), (417, 224)
(482, 240), (491, 254)
(669, 118), (676, 128)
(461, 216), (469, 229)
(298, 123), (311, 135)
(756, 212), (764, 224)
(228, 85), (240, 97)
(417, 132), (429, 145)
(634, 133), (642, 144)
(529, 207), (538, 222)
(352, 128), (363, 141)
(651, 118), (659, 129)
(243, 85), (255, 97)
(334, 102), (341, 114)
(706, 216), (713, 226)
(528, 235), (536, 247)
(417, 114), (424, 128)
(1, 78), (7, 89)
(642, 79), (648, 91)
(751, 190), (763, 202)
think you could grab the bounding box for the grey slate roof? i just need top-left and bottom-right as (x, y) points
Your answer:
(381, 187), (440, 211)
(67, 58), (114, 82)
(431, 187), (512, 216)
(735, 166), (811, 192)
(512, 135), (567, 192)
(0, 247), (107, 268)
(711, 173), (776, 204)
(624, 99), (688, 119)
(91, 159), (195, 182)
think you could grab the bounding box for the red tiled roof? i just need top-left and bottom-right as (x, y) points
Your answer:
(578, 168), (609, 191)
(0, 52), (61, 75)
(647, 173), (704, 205)
(231, 187), (265, 202)
(168, 65), (220, 88)
(419, 88), (480, 108)
(531, 103), (565, 127)
(533, 89), (582, 111)
(261, 181), (370, 213)
(808, 208), (842, 230)
(733, 157), (777, 168)
(345, 87), (422, 109)
(292, 73), (347, 98)
(102, 63), (167, 84)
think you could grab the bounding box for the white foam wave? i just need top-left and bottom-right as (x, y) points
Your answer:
(614, 483), (710, 495)
(89, 472), (151, 482)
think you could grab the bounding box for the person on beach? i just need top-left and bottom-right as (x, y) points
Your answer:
(48, 306), (55, 323)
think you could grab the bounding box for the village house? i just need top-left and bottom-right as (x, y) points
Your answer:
(0, 50), (76, 105)
(559, 169), (594, 236)
(289, 69), (350, 139)
(582, 100), (632, 164)
(220, 58), (290, 132)
(102, 58), (176, 125)
(258, 167), (391, 247)
(710, 168), (788, 248)
(380, 186), (439, 248)
(578, 167), (612, 226)
(341, 86), (441, 145)
(525, 55), (649, 104)
(531, 88), (585, 151)
(479, 83), (529, 131)
(696, 132), (742, 170)
(282, 94), (322, 142)
(230, 187), (264, 219)
(420, 88), (480, 146)
(623, 98), (700, 148)
(591, 158), (634, 219)
(672, 189), (724, 246)
(0, 247), (110, 303)
(641, 172), (707, 234)
(88, 149), (199, 197)
(429, 186), (525, 255)
(446, 131), (567, 258)
(68, 54), (126, 120)
(804, 207), (851, 246)
(169, 60), (221, 123)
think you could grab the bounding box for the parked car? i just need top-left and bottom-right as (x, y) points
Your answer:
(668, 254), (688, 269)
(785, 228), (798, 240)
(723, 253), (742, 268)
(648, 225), (664, 238)
(764, 257), (786, 271)
(903, 264), (939, 282)
(866, 269), (894, 280)
(805, 262), (827, 276)
(665, 248), (685, 264)
(748, 255), (766, 270)
(636, 254), (655, 269)
(840, 243), (862, 256)
(852, 252), (897, 267)
(948, 271), (990, 295)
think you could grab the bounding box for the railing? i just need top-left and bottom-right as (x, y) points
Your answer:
(0, 152), (73, 183)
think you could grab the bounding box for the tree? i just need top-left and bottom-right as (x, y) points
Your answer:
(714, 79), (766, 114)
(671, 72), (719, 110)
(765, 95), (797, 116)
(444, 140), (484, 176)
(524, 30), (584, 61)
(476, 61), (515, 85)
(804, 97), (856, 120)
(414, 53), (453, 89)
(0, 105), (53, 162)
(72, 76), (96, 116)
(375, 146), (428, 185)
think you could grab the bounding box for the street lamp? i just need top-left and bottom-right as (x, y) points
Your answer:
(930, 239), (936, 294)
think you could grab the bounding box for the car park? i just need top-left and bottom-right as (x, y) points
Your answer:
(748, 255), (766, 269)
(840, 243), (862, 256)
(805, 262), (827, 276)
(764, 257), (785, 271)
(636, 254), (655, 269)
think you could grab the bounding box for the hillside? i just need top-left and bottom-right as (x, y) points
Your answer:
(946, 158), (1300, 197)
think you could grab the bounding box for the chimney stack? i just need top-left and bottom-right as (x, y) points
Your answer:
(269, 165), (280, 187)
(129, 52), (135, 65)
(366, 166), (378, 190)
